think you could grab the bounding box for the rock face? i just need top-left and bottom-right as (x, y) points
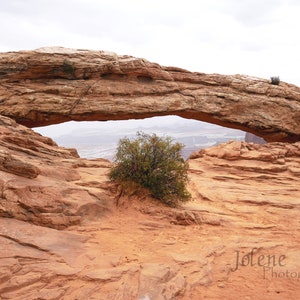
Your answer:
(0, 48), (299, 299)
(0, 47), (300, 142)
(0, 115), (113, 229)
(0, 112), (299, 299)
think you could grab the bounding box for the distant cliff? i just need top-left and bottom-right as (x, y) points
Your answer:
(245, 132), (266, 144)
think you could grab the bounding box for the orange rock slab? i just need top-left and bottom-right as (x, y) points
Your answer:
(0, 47), (299, 142)
(0, 114), (299, 299)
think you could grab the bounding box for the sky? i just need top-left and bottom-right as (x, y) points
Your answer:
(1, 0), (300, 137)
(1, 0), (300, 84)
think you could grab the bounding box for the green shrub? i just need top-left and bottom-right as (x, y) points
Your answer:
(62, 60), (75, 75)
(109, 132), (191, 207)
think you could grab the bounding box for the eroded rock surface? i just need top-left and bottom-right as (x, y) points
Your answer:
(0, 115), (113, 229)
(0, 114), (299, 299)
(0, 47), (299, 142)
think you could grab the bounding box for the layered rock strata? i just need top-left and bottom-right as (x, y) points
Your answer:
(0, 47), (299, 298)
(0, 47), (299, 142)
(0, 115), (113, 229)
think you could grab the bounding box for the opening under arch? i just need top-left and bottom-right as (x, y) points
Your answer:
(33, 115), (259, 160)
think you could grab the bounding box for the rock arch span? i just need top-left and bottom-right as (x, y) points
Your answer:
(0, 47), (299, 142)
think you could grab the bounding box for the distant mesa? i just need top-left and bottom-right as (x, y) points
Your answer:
(245, 132), (266, 144)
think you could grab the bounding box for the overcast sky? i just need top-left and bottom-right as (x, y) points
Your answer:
(1, 0), (300, 137)
(1, 0), (300, 85)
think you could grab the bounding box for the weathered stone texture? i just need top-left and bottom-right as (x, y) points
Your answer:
(0, 47), (299, 142)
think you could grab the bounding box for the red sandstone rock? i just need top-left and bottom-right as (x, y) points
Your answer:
(0, 115), (113, 228)
(0, 47), (299, 299)
(0, 47), (299, 142)
(0, 113), (299, 299)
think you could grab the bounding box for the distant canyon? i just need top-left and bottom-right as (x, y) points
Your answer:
(34, 116), (249, 160)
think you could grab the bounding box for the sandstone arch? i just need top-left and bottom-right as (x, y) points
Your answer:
(0, 47), (299, 142)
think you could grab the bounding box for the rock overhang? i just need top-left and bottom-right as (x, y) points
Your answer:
(0, 47), (299, 142)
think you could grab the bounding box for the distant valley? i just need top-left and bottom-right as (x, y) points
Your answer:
(34, 116), (246, 160)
